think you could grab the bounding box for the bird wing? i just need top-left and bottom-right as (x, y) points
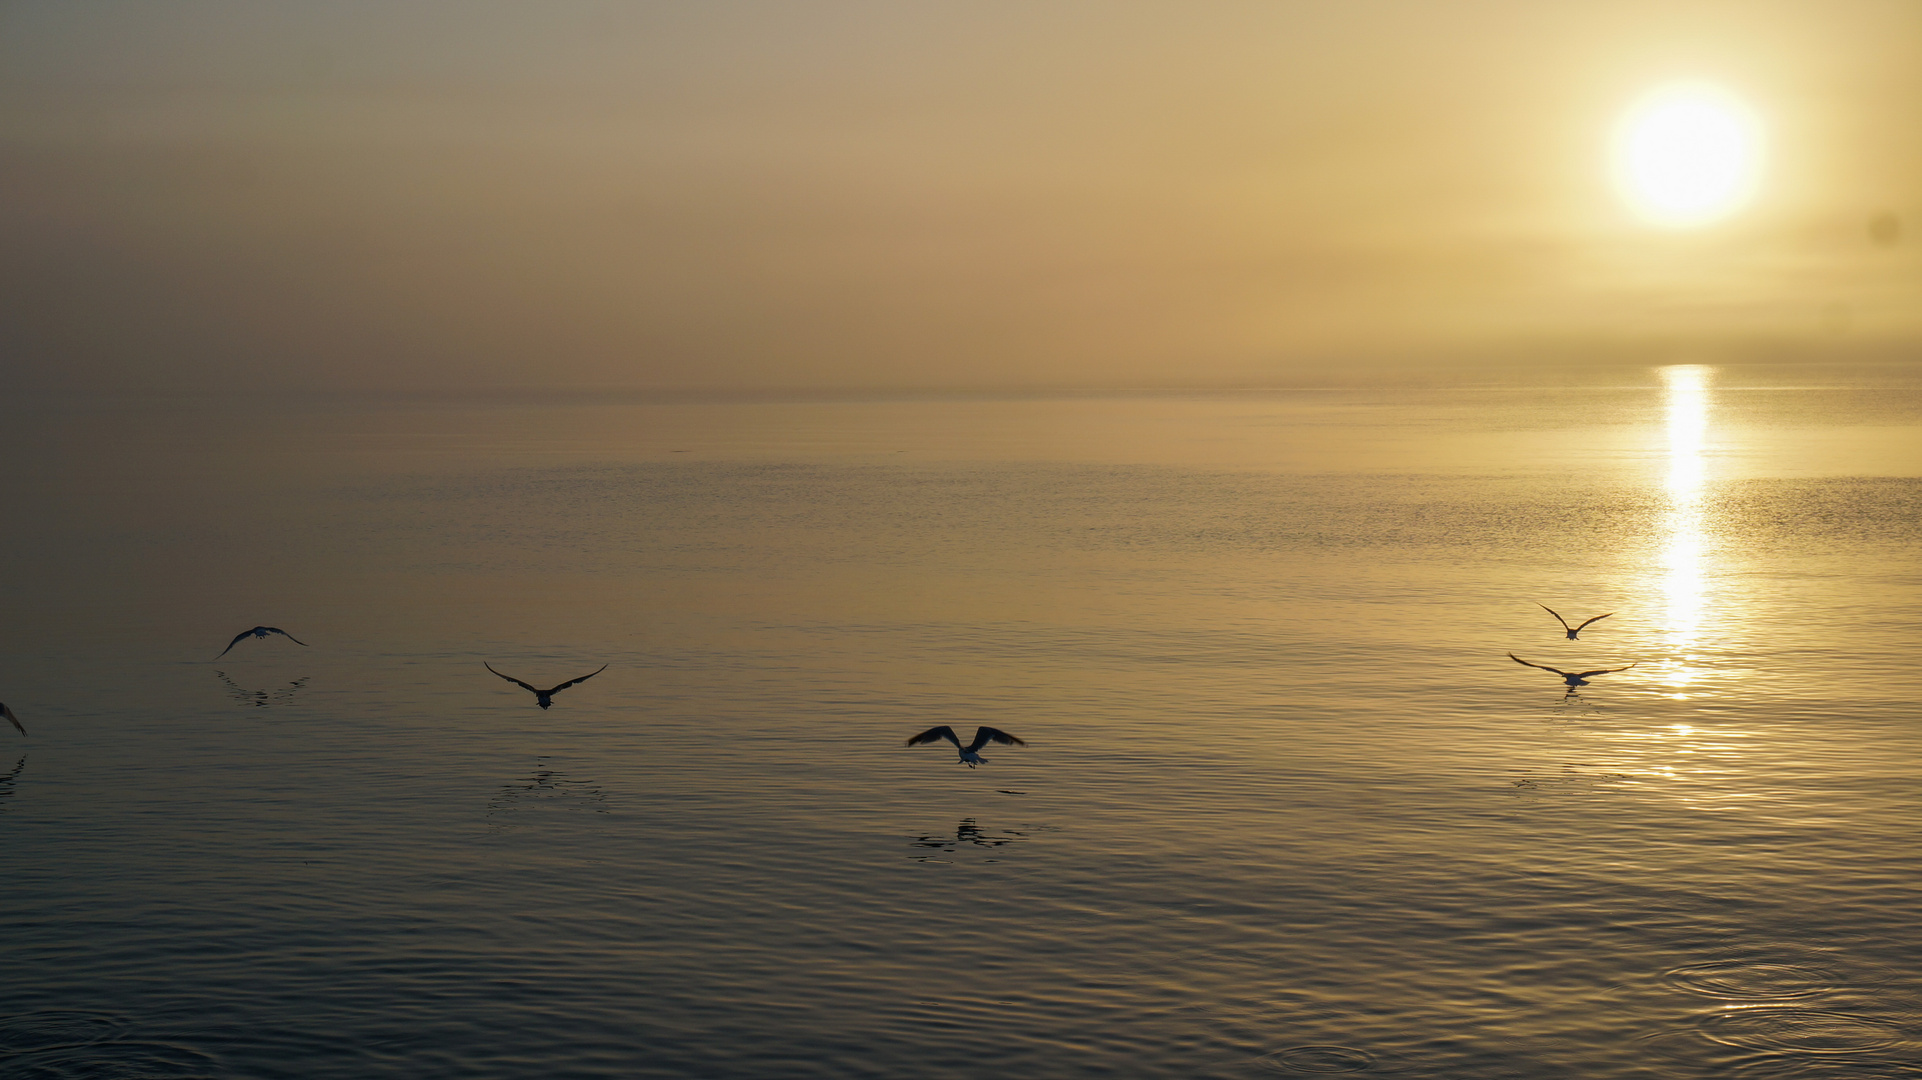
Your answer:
(263, 627), (309, 646)
(1573, 612), (1615, 632)
(906, 725), (962, 748)
(968, 726), (1026, 751)
(0, 703), (21, 737)
(1573, 662), (1637, 678)
(1508, 653), (1570, 677)
(1536, 604), (1572, 631)
(213, 629), (256, 659)
(543, 665), (608, 694)
(484, 663), (541, 694)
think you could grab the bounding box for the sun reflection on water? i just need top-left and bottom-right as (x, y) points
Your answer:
(1659, 365), (1713, 689)
(1594, 720), (1759, 811)
(1570, 367), (1766, 811)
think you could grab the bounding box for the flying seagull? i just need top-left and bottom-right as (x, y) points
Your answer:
(906, 725), (1026, 768)
(215, 626), (309, 659)
(1509, 653), (1637, 687)
(1, 702), (22, 737)
(485, 663), (607, 709)
(1538, 604), (1614, 640)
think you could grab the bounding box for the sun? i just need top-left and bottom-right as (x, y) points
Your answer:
(1611, 82), (1764, 227)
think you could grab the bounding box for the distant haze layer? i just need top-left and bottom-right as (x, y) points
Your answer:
(2, 0), (1918, 393)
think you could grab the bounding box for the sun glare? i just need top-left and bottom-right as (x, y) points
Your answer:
(1612, 83), (1763, 227)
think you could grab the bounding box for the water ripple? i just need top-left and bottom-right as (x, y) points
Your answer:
(0, 1012), (128, 1055)
(1257, 1045), (1376, 1073)
(7, 1039), (221, 1079)
(1727, 1056), (1922, 1078)
(1666, 960), (1842, 1000)
(1698, 1009), (1904, 1055)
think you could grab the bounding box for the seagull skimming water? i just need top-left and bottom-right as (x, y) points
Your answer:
(1537, 604), (1613, 640)
(906, 725), (1026, 768)
(214, 626), (309, 660)
(485, 663), (607, 709)
(1508, 653), (1637, 687)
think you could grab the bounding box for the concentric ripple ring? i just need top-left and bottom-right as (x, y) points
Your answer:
(0, 1011), (128, 1054)
(1698, 1009), (1902, 1054)
(1259, 1045), (1376, 1073)
(1665, 961), (1839, 1000)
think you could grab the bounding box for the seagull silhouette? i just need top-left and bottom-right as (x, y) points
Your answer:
(1509, 653), (1637, 687)
(214, 626), (309, 659)
(1537, 604), (1613, 640)
(1, 702), (22, 737)
(485, 663), (607, 709)
(905, 725), (1026, 768)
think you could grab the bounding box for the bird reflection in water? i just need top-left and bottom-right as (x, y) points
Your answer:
(1547, 687), (1609, 713)
(214, 670), (311, 708)
(1509, 762), (1633, 796)
(0, 755), (24, 810)
(486, 756), (608, 831)
(909, 817), (1028, 862)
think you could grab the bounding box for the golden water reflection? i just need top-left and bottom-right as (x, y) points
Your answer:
(1594, 721), (1762, 813)
(1547, 366), (1764, 812)
(1658, 364), (1712, 692)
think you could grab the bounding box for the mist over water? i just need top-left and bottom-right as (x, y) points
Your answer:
(3, 365), (1921, 1078)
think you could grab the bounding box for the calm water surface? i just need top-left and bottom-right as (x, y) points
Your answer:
(3, 366), (1921, 1078)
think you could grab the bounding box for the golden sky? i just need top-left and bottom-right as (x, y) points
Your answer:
(2, 1), (1917, 392)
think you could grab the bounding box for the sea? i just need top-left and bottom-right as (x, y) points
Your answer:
(3, 363), (1920, 1078)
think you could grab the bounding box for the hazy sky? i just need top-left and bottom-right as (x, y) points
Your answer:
(2, 1), (1917, 392)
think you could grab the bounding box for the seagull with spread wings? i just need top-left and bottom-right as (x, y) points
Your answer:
(1537, 604), (1614, 640)
(214, 626), (309, 660)
(1509, 653), (1637, 687)
(1, 702), (22, 737)
(485, 663), (607, 709)
(906, 725), (1026, 768)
